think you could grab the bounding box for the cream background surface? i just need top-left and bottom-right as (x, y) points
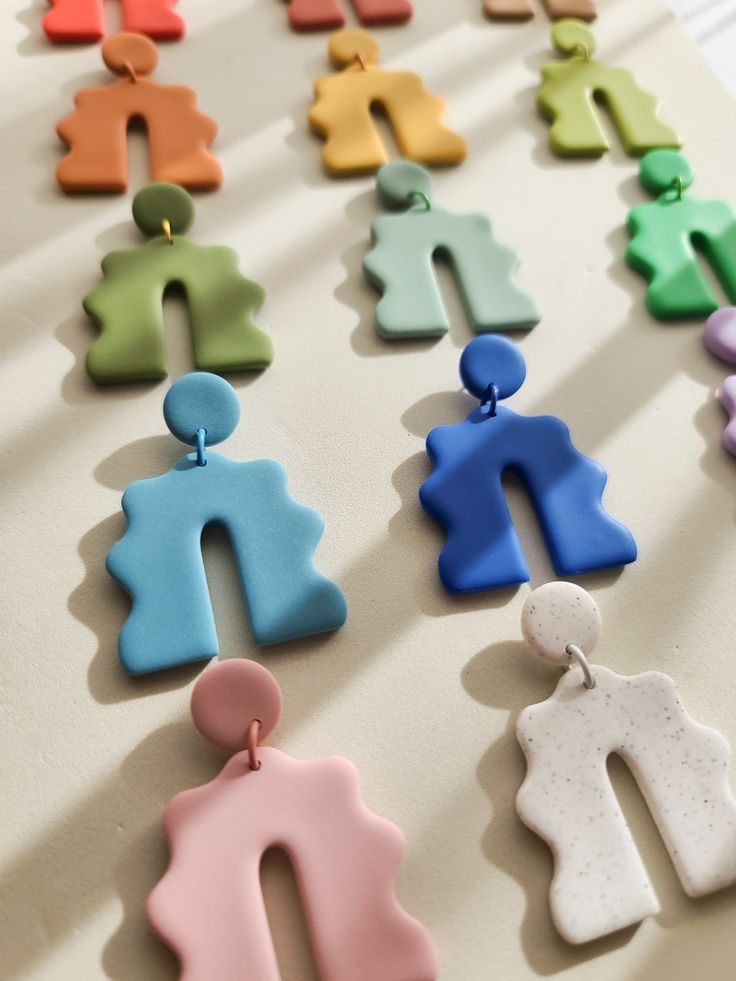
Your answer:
(3, 0), (736, 978)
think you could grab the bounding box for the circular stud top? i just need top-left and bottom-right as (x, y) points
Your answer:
(459, 335), (527, 402)
(704, 307), (736, 365)
(377, 161), (433, 209)
(102, 32), (159, 77)
(328, 29), (380, 68)
(163, 372), (241, 448)
(521, 581), (601, 667)
(191, 660), (283, 752)
(551, 19), (596, 58)
(640, 149), (694, 197)
(132, 183), (195, 237)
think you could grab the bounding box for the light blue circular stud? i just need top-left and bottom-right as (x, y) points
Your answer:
(459, 335), (527, 401)
(163, 372), (241, 447)
(377, 160), (433, 209)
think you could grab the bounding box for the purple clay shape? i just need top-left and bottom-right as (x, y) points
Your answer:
(703, 307), (736, 365)
(717, 376), (736, 457)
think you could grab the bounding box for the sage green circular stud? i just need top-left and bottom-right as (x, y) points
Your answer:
(132, 182), (196, 237)
(639, 149), (694, 196)
(551, 19), (596, 57)
(163, 372), (241, 446)
(377, 160), (433, 209)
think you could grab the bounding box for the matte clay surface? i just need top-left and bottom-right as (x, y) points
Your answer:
(538, 20), (681, 157)
(516, 581), (736, 944)
(627, 150), (736, 318)
(149, 660), (437, 980)
(518, 665), (736, 944)
(44, 0), (185, 43)
(420, 337), (637, 591)
(364, 161), (539, 338)
(84, 184), (272, 383)
(5, 2), (736, 979)
(57, 33), (221, 192)
(108, 373), (347, 674)
(287, 0), (412, 31)
(309, 29), (467, 174)
(483, 0), (596, 21)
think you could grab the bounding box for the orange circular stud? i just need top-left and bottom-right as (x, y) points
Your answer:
(102, 32), (159, 78)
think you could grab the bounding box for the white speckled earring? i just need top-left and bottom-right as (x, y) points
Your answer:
(517, 581), (736, 945)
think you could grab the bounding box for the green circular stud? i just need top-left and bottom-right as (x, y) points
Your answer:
(132, 182), (195, 238)
(163, 372), (241, 447)
(551, 19), (596, 58)
(639, 149), (694, 197)
(377, 161), (433, 210)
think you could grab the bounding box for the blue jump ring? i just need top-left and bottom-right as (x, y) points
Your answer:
(196, 427), (207, 467)
(480, 383), (499, 418)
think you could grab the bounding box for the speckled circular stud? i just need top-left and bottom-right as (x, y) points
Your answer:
(459, 335), (527, 401)
(377, 161), (433, 209)
(163, 372), (241, 447)
(132, 183), (195, 237)
(191, 659), (282, 751)
(520, 581), (601, 666)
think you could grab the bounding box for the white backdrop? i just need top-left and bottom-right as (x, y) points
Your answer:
(3, 0), (736, 978)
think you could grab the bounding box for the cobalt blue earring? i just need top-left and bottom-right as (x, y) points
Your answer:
(107, 372), (347, 675)
(419, 336), (637, 592)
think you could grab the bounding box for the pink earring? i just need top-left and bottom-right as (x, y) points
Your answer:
(148, 659), (437, 980)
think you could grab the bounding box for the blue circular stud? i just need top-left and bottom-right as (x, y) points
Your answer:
(459, 336), (527, 401)
(163, 372), (241, 447)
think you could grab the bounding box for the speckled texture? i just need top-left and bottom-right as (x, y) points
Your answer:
(517, 666), (736, 945)
(520, 580), (601, 666)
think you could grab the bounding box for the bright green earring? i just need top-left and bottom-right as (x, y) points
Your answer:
(627, 150), (736, 319)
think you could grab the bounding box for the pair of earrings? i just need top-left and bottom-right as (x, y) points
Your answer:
(147, 580), (736, 979)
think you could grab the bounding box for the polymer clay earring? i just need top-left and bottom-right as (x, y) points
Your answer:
(516, 581), (736, 944)
(538, 20), (680, 157)
(309, 30), (467, 176)
(57, 32), (221, 193)
(419, 336), (637, 592)
(627, 150), (736, 318)
(107, 373), (347, 675)
(287, 0), (412, 32)
(84, 183), (272, 384)
(363, 161), (540, 339)
(44, 0), (184, 43)
(483, 0), (595, 22)
(704, 308), (736, 456)
(149, 658), (437, 980)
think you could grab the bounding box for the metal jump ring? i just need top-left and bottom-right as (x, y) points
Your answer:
(196, 427), (207, 468)
(354, 50), (368, 70)
(123, 60), (138, 83)
(247, 719), (262, 771)
(573, 43), (591, 62)
(565, 643), (596, 690)
(162, 218), (173, 245)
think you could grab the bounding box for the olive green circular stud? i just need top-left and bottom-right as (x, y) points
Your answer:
(132, 182), (196, 237)
(376, 160), (433, 209)
(639, 149), (694, 197)
(551, 19), (596, 58)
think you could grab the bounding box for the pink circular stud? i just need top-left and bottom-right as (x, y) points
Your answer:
(191, 660), (282, 752)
